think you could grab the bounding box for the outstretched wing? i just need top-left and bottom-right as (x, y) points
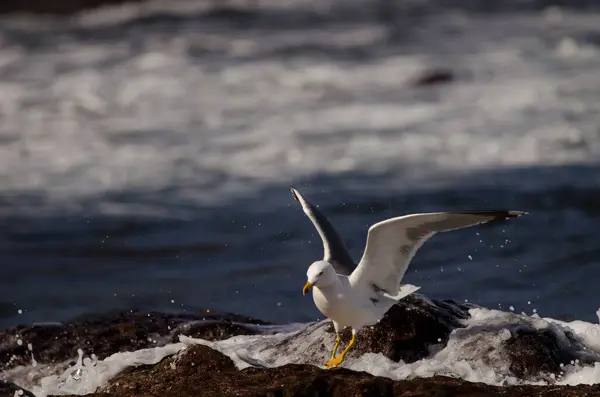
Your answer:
(290, 187), (356, 275)
(349, 211), (527, 294)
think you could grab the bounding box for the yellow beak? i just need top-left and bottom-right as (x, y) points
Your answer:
(302, 281), (313, 295)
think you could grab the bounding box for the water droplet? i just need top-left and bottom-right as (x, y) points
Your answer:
(72, 367), (83, 381)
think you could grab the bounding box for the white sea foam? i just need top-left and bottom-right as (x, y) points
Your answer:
(29, 344), (187, 397)
(5, 307), (599, 396)
(184, 307), (600, 386)
(1, 2), (600, 217)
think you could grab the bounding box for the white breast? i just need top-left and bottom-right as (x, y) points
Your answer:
(312, 287), (337, 319)
(311, 283), (382, 329)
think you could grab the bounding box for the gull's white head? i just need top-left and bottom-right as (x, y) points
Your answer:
(302, 260), (337, 295)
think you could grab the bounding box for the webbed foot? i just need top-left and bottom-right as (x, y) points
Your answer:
(324, 354), (345, 369)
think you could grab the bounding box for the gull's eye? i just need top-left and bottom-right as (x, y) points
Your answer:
(318, 271), (324, 276)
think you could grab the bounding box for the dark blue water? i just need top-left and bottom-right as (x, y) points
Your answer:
(3, 165), (600, 329)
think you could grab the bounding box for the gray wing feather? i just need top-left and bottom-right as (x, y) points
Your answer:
(290, 187), (356, 275)
(350, 211), (528, 294)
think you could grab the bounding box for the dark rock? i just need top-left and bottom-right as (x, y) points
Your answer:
(0, 0), (145, 15)
(324, 294), (597, 380)
(0, 309), (270, 372)
(4, 295), (600, 396)
(169, 320), (263, 343)
(331, 294), (472, 364)
(52, 344), (600, 397)
(409, 68), (455, 87)
(0, 380), (36, 397)
(505, 327), (596, 379)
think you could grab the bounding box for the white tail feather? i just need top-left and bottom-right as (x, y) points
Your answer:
(384, 284), (421, 301)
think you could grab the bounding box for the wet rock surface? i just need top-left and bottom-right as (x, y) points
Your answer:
(0, 309), (270, 372)
(505, 327), (597, 380)
(408, 68), (455, 87)
(62, 345), (600, 397)
(328, 294), (600, 381)
(334, 294), (472, 364)
(1, 380), (37, 397)
(2, 294), (600, 396)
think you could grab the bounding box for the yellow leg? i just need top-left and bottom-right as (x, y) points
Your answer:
(330, 333), (341, 360)
(325, 332), (356, 369)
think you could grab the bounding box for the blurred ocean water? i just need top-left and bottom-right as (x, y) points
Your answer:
(1, 0), (600, 329)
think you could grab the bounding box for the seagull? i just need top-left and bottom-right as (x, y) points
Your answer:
(290, 187), (527, 369)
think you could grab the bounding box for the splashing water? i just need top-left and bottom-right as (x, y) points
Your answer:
(3, 307), (596, 396)
(31, 344), (186, 397)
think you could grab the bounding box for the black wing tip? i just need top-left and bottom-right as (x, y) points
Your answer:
(290, 186), (300, 201)
(457, 210), (528, 219)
